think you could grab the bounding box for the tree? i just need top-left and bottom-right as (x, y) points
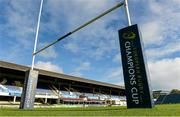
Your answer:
(170, 89), (180, 94)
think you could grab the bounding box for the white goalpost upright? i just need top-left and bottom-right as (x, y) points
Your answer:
(31, 0), (44, 70)
(124, 0), (132, 26)
(20, 0), (44, 109)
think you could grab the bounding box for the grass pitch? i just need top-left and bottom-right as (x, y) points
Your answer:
(0, 104), (180, 116)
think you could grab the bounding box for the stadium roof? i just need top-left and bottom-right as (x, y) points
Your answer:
(0, 61), (124, 90)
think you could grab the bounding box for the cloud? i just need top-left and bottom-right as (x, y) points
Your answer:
(106, 57), (180, 90)
(134, 1), (180, 91)
(1, 0), (39, 48)
(135, 0), (180, 62)
(0, 0), (42, 64)
(71, 61), (91, 77)
(75, 62), (91, 71)
(104, 67), (124, 86)
(113, 53), (121, 63)
(64, 43), (80, 53)
(115, 81), (124, 86)
(106, 67), (123, 79)
(141, 21), (163, 45)
(146, 42), (180, 60)
(148, 57), (180, 90)
(35, 61), (63, 73)
(41, 0), (123, 60)
(41, 0), (118, 34)
(38, 42), (58, 58)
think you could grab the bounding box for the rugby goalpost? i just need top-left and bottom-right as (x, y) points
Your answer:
(20, 0), (129, 109)
(20, 0), (154, 109)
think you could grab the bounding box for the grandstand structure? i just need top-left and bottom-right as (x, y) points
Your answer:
(153, 90), (170, 101)
(155, 94), (180, 104)
(0, 61), (126, 107)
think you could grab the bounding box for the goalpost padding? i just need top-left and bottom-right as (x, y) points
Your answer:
(118, 24), (154, 108)
(20, 70), (39, 109)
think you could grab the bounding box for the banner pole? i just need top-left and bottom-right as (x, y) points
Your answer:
(31, 0), (44, 70)
(124, 0), (132, 26)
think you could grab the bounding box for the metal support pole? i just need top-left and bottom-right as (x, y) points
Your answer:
(33, 2), (124, 55)
(45, 93), (48, 104)
(13, 96), (16, 104)
(31, 0), (44, 70)
(124, 0), (132, 26)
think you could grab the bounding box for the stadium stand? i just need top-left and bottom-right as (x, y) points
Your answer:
(155, 95), (166, 104)
(0, 61), (126, 107)
(155, 94), (180, 104)
(0, 84), (9, 96)
(0, 84), (127, 106)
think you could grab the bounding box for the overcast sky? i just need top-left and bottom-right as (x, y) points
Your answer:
(0, 0), (180, 90)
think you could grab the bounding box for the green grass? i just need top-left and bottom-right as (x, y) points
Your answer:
(0, 104), (180, 116)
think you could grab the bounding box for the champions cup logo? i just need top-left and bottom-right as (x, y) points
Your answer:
(122, 31), (136, 40)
